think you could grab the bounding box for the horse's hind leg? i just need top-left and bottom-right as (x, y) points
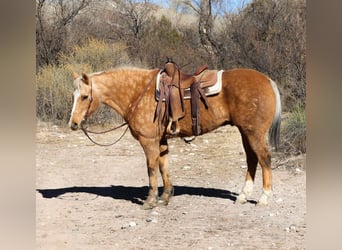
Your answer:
(235, 132), (258, 204)
(236, 129), (273, 205)
(158, 138), (174, 206)
(256, 145), (273, 206)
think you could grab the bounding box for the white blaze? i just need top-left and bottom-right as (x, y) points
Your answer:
(68, 89), (80, 127)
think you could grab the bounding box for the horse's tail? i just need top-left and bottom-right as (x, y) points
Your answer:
(268, 79), (281, 151)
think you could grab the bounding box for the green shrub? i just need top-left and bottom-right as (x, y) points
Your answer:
(36, 39), (130, 125)
(281, 105), (306, 154)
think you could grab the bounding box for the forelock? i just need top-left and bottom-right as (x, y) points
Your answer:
(73, 77), (82, 89)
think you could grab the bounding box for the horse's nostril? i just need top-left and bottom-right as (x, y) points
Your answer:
(71, 122), (78, 130)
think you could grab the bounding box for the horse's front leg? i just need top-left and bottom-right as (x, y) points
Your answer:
(158, 138), (173, 206)
(139, 137), (160, 209)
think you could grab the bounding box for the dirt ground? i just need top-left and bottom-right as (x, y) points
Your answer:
(36, 121), (306, 249)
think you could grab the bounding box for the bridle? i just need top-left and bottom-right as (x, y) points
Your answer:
(80, 73), (155, 146)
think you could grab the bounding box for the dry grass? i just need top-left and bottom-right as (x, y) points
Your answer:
(280, 106), (306, 155)
(36, 38), (131, 125)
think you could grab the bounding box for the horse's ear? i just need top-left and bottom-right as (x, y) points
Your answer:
(81, 73), (89, 85)
(72, 71), (79, 79)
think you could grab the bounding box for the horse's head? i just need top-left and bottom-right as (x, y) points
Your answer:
(68, 72), (100, 130)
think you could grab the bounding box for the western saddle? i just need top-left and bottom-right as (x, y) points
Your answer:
(155, 60), (219, 136)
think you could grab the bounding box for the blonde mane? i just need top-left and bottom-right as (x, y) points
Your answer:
(90, 65), (153, 75)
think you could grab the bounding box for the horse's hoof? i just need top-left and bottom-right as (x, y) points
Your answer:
(256, 201), (268, 206)
(234, 193), (248, 204)
(157, 199), (169, 206)
(256, 190), (272, 206)
(234, 198), (247, 204)
(256, 196), (269, 206)
(142, 196), (158, 210)
(142, 201), (157, 210)
(158, 189), (173, 206)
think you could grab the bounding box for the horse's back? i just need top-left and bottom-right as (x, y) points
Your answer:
(223, 68), (273, 92)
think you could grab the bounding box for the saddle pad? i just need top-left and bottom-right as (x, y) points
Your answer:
(155, 70), (224, 101)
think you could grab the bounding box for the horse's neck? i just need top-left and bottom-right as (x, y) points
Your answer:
(95, 69), (155, 119)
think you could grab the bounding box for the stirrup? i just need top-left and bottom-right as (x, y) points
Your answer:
(166, 118), (180, 135)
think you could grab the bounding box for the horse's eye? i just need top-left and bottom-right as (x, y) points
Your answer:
(81, 95), (88, 101)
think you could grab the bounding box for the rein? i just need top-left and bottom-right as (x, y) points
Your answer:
(81, 122), (129, 147)
(80, 72), (156, 146)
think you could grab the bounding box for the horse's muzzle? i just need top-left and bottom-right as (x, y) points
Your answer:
(70, 119), (86, 131)
(70, 122), (79, 131)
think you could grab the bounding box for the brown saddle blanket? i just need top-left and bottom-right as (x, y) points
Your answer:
(155, 61), (223, 136)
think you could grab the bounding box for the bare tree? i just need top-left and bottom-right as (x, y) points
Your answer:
(180, 0), (222, 67)
(229, 0), (306, 109)
(108, 0), (154, 59)
(36, 0), (91, 67)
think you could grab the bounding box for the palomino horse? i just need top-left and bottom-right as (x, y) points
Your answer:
(69, 61), (281, 209)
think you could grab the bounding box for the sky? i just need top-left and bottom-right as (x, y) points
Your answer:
(149, 0), (252, 14)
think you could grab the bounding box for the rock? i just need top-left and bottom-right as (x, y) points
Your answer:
(289, 224), (297, 232)
(285, 224), (297, 232)
(146, 217), (157, 223)
(276, 197), (283, 203)
(121, 221), (137, 229)
(129, 221), (137, 227)
(146, 210), (158, 223)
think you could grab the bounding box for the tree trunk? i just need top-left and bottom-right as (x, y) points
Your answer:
(198, 0), (220, 67)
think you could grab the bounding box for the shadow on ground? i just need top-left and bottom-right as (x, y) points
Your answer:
(37, 185), (240, 205)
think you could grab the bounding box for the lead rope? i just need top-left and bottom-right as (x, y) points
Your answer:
(81, 123), (129, 146)
(80, 73), (156, 146)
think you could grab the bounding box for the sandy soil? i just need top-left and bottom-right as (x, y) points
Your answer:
(36, 121), (306, 249)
